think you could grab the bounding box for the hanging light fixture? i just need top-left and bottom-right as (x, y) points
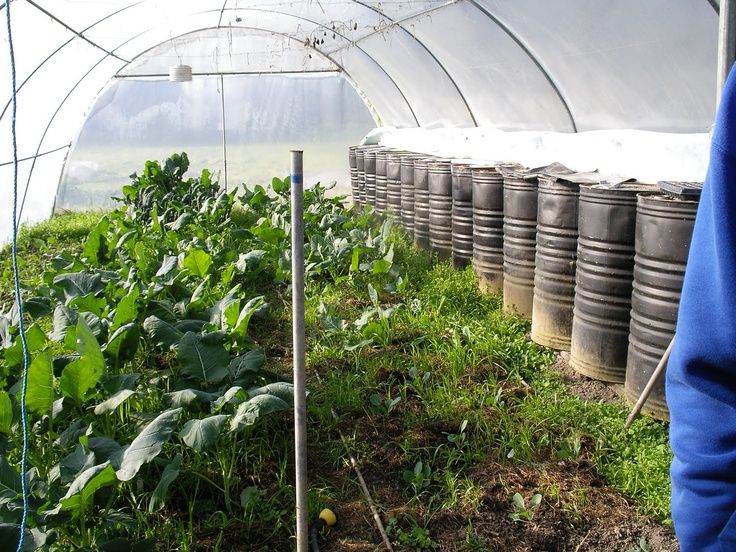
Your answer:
(169, 64), (192, 82)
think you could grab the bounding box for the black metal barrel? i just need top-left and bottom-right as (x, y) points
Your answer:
(364, 149), (377, 207)
(625, 191), (699, 420)
(502, 168), (538, 319)
(531, 175), (586, 350)
(413, 157), (431, 250)
(400, 154), (416, 236)
(355, 147), (367, 206)
(472, 166), (505, 293)
(375, 150), (388, 215)
(428, 160), (453, 259)
(569, 183), (656, 382)
(348, 146), (359, 206)
(451, 162), (474, 269)
(386, 152), (403, 222)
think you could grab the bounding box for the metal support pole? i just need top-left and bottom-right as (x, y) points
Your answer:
(290, 150), (308, 552)
(718, 0), (736, 105)
(220, 74), (228, 192)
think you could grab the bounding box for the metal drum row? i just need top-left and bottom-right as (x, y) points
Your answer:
(349, 146), (701, 420)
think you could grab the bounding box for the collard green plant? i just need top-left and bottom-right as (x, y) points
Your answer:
(0, 152), (401, 549)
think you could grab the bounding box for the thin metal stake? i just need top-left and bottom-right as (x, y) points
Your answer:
(220, 74), (228, 192)
(624, 336), (675, 429)
(291, 150), (308, 552)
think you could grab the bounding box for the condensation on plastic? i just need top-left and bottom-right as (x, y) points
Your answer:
(52, 74), (375, 214)
(120, 28), (337, 75)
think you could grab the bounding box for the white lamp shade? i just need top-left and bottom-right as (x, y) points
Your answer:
(169, 64), (193, 82)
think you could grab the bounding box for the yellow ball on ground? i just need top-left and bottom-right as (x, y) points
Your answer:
(319, 508), (337, 526)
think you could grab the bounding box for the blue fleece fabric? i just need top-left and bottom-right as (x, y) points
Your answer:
(667, 65), (736, 551)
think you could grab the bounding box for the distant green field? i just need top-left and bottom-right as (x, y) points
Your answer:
(56, 142), (353, 212)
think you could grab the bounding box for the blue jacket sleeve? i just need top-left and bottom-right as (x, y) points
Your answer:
(667, 64), (736, 552)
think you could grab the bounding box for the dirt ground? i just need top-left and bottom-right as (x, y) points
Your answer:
(208, 352), (678, 551)
(313, 352), (678, 552)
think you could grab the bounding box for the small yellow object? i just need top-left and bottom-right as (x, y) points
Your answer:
(319, 508), (337, 526)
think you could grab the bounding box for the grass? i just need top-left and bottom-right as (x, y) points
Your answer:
(0, 210), (673, 550)
(304, 233), (672, 524)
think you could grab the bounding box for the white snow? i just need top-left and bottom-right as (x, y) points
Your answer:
(366, 127), (712, 184)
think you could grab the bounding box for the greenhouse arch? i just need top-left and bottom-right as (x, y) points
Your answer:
(0, 0), (722, 238)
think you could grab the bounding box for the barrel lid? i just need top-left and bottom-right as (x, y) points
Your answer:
(585, 181), (658, 193)
(499, 161), (569, 181)
(658, 180), (703, 199)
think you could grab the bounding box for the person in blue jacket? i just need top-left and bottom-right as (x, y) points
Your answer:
(667, 64), (736, 551)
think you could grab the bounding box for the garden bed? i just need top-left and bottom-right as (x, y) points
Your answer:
(0, 154), (675, 551)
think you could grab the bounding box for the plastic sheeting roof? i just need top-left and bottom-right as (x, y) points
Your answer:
(0, 0), (722, 236)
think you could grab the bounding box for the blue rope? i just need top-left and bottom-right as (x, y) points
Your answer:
(5, 1), (31, 550)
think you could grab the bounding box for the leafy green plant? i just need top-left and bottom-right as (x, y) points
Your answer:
(509, 492), (542, 522)
(386, 515), (439, 550)
(403, 460), (432, 496)
(369, 392), (401, 416)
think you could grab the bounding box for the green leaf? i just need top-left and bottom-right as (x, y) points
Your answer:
(111, 288), (140, 331)
(117, 408), (182, 482)
(59, 318), (106, 404)
(87, 437), (124, 469)
(51, 304), (78, 342)
(235, 250), (266, 273)
(25, 324), (47, 352)
(232, 296), (265, 339)
(372, 259), (392, 275)
(271, 176), (290, 194)
(179, 415), (228, 451)
(368, 283), (379, 306)
(169, 212), (193, 231)
(69, 294), (107, 316)
(182, 249), (213, 278)
(230, 395), (289, 432)
(3, 323), (46, 369)
(58, 462), (117, 513)
(248, 382), (294, 404)
(93, 389), (136, 415)
(228, 349), (266, 386)
(148, 454), (182, 512)
(105, 323), (140, 365)
(163, 389), (218, 408)
(26, 351), (54, 416)
(212, 386), (247, 411)
(82, 217), (110, 264)
(23, 297), (53, 319)
(155, 255), (179, 278)
(59, 444), (96, 484)
(53, 272), (104, 301)
(143, 316), (183, 350)
(0, 456), (20, 505)
(178, 332), (229, 386)
(0, 392), (12, 434)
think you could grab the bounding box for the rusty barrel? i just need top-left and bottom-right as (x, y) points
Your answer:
(413, 157), (431, 250)
(472, 166), (505, 293)
(502, 169), (538, 319)
(386, 152), (403, 222)
(530, 176), (585, 350)
(428, 159), (453, 259)
(364, 149), (377, 207)
(400, 154), (416, 236)
(625, 191), (699, 420)
(569, 184), (656, 381)
(375, 150), (388, 215)
(451, 162), (474, 269)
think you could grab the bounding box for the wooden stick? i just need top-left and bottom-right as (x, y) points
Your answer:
(624, 336), (675, 429)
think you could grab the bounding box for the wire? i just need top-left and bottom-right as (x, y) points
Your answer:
(5, 2), (31, 551)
